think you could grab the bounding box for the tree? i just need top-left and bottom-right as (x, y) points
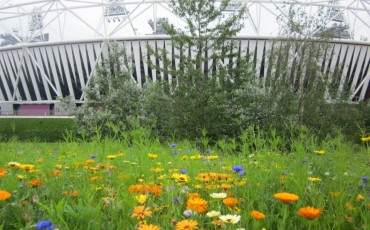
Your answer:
(147, 0), (259, 139)
(73, 42), (141, 138)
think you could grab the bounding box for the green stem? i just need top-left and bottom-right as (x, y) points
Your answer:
(281, 204), (288, 229)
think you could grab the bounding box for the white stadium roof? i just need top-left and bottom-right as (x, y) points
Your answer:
(0, 0), (369, 44)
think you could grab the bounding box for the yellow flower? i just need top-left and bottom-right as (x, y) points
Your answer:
(297, 206), (322, 220)
(107, 155), (117, 160)
(308, 177), (322, 182)
(148, 153), (158, 159)
(357, 194), (364, 201)
(360, 136), (370, 142)
(250, 210), (266, 220)
(274, 192), (299, 203)
(135, 194), (148, 204)
(19, 164), (35, 171)
(190, 155), (202, 160)
(150, 167), (164, 173)
(137, 224), (161, 230)
(117, 150), (125, 156)
(17, 175), (26, 180)
(330, 191), (340, 197)
(314, 150), (325, 155)
(171, 173), (189, 183)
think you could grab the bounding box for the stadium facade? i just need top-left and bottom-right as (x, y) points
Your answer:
(0, 0), (369, 116)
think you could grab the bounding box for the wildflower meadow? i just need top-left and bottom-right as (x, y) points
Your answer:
(0, 131), (369, 230)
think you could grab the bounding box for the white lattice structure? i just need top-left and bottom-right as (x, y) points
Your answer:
(0, 1), (369, 115)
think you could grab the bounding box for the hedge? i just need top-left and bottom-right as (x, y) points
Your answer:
(0, 117), (74, 142)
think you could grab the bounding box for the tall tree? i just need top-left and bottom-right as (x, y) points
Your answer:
(147, 0), (255, 139)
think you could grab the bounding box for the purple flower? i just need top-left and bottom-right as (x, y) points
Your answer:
(362, 176), (368, 182)
(36, 220), (53, 230)
(238, 170), (246, 176)
(170, 143), (177, 148)
(232, 165), (244, 173)
(184, 149), (189, 153)
(173, 151), (178, 155)
(180, 169), (187, 174)
(302, 158), (308, 164)
(359, 183), (366, 189)
(90, 155), (97, 159)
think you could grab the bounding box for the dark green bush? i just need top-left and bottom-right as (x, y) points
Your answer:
(0, 118), (74, 142)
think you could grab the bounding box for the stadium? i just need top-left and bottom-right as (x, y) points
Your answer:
(0, 0), (369, 116)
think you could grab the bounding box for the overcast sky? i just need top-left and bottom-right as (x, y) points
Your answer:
(0, 0), (369, 43)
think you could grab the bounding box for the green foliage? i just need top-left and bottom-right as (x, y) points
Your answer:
(0, 118), (74, 142)
(146, 0), (261, 139)
(67, 1), (369, 143)
(73, 42), (141, 138)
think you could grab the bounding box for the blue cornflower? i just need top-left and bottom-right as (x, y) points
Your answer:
(302, 158), (308, 164)
(361, 176), (368, 182)
(232, 165), (244, 173)
(180, 169), (187, 174)
(359, 183), (366, 189)
(173, 197), (183, 204)
(36, 220), (53, 230)
(173, 151), (178, 155)
(184, 149), (189, 153)
(170, 143), (177, 148)
(90, 155), (97, 159)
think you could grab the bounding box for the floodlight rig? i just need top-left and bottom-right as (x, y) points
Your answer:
(104, 0), (129, 23)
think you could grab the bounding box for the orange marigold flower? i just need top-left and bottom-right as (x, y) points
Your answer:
(132, 206), (152, 220)
(176, 219), (199, 230)
(137, 224), (161, 230)
(0, 168), (7, 177)
(186, 197), (207, 213)
(250, 210), (266, 220)
(212, 220), (222, 226)
(187, 193), (201, 199)
(274, 192), (299, 203)
(223, 197), (239, 207)
(330, 191), (340, 197)
(298, 206), (322, 220)
(29, 179), (41, 187)
(53, 170), (62, 177)
(346, 202), (355, 210)
(0, 190), (12, 200)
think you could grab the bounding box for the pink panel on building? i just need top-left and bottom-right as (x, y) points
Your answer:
(18, 104), (50, 116)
